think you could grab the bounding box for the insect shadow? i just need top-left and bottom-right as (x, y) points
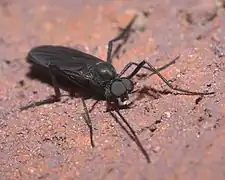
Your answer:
(21, 16), (214, 163)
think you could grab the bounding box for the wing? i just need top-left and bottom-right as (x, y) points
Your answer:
(27, 45), (107, 93)
(27, 45), (105, 73)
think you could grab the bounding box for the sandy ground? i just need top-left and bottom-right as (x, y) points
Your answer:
(0, 0), (225, 179)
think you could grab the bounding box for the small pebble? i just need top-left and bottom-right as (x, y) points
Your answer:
(152, 146), (161, 153)
(202, 122), (215, 130)
(164, 112), (171, 118)
(149, 124), (157, 132)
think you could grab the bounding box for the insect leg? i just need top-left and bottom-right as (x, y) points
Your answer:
(20, 96), (60, 111)
(126, 60), (215, 95)
(107, 15), (137, 64)
(119, 55), (179, 77)
(20, 64), (62, 111)
(114, 110), (151, 163)
(48, 64), (62, 100)
(81, 97), (95, 147)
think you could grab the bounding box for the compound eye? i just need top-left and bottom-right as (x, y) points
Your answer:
(121, 78), (134, 92)
(110, 81), (126, 97)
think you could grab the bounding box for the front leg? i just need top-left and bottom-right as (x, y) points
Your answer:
(122, 60), (215, 95)
(119, 55), (179, 77)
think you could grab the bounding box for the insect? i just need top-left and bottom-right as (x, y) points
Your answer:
(21, 16), (214, 163)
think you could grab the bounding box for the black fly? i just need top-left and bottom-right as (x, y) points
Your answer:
(21, 16), (214, 163)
